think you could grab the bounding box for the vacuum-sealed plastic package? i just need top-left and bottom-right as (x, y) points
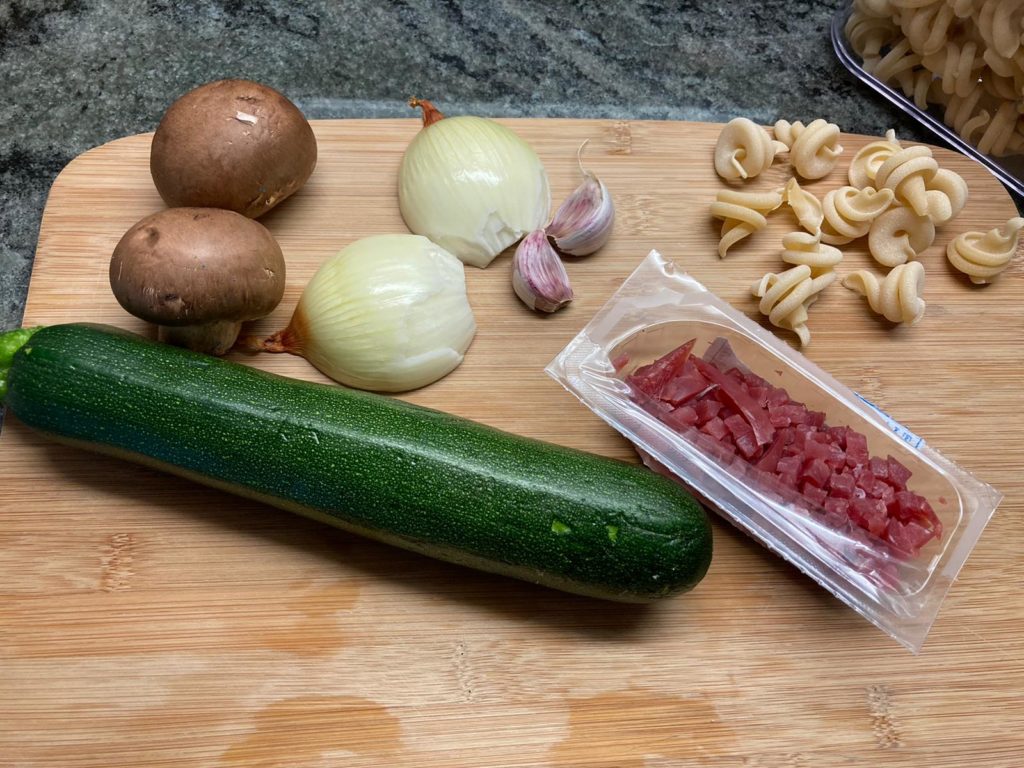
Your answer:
(546, 251), (1001, 653)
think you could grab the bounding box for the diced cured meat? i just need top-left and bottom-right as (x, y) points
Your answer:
(776, 455), (802, 476)
(769, 403), (808, 425)
(806, 411), (826, 428)
(887, 519), (935, 557)
(725, 414), (760, 459)
(701, 416), (729, 441)
(693, 357), (776, 446)
(659, 364), (711, 405)
(869, 456), (889, 481)
(755, 431), (788, 472)
(695, 397), (723, 424)
(826, 425), (849, 448)
(626, 340), (695, 396)
(626, 340), (941, 562)
(886, 456), (912, 489)
(663, 405), (699, 430)
(802, 482), (828, 507)
(823, 497), (850, 517)
(855, 469), (877, 493)
(802, 458), (831, 489)
(829, 471), (856, 499)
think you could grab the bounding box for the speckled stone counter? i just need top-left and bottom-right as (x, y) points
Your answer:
(0, 0), (996, 331)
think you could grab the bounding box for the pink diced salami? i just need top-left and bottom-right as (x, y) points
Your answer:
(701, 416), (729, 441)
(869, 456), (889, 481)
(695, 397), (723, 424)
(663, 405), (699, 430)
(829, 471), (856, 499)
(801, 482), (829, 507)
(886, 456), (913, 489)
(801, 458), (831, 489)
(626, 340), (941, 563)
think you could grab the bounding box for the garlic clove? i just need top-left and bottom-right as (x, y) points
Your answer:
(546, 140), (615, 256)
(512, 229), (573, 313)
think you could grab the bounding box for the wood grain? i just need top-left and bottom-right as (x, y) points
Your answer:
(1, 119), (1022, 767)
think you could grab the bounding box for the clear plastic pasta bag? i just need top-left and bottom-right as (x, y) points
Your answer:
(546, 251), (1001, 653)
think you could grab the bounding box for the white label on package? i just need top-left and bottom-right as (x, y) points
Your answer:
(854, 393), (925, 449)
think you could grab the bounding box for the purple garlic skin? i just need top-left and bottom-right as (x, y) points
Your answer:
(512, 229), (573, 313)
(546, 166), (615, 256)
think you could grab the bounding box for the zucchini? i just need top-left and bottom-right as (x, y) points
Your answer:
(1, 324), (712, 601)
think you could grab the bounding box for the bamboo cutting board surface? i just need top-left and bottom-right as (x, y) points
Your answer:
(2, 119), (1022, 767)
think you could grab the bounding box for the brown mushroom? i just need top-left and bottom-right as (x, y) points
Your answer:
(150, 79), (317, 218)
(110, 207), (286, 355)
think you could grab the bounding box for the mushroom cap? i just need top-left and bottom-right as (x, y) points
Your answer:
(110, 207), (286, 326)
(150, 79), (317, 218)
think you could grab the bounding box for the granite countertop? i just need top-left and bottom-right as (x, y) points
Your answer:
(0, 0), (1008, 331)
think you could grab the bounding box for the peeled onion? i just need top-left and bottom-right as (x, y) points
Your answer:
(398, 99), (550, 269)
(253, 234), (476, 392)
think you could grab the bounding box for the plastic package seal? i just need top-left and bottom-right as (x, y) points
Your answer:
(546, 250), (1001, 653)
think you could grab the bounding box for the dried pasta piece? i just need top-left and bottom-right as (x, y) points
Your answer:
(981, 45), (1015, 77)
(772, 119), (802, 149)
(709, 188), (783, 258)
(845, 11), (898, 59)
(774, 119), (844, 179)
(900, 1), (956, 56)
(752, 265), (836, 347)
(714, 117), (788, 181)
(848, 129), (902, 188)
(896, 66), (939, 109)
(938, 88), (990, 144)
(924, 167), (969, 224)
(820, 186), (895, 245)
(856, 0), (897, 18)
(976, 100), (1020, 155)
(868, 206), (936, 267)
(783, 178), (823, 234)
(866, 38), (923, 83)
(979, 0), (1024, 59)
(843, 262), (926, 325)
(921, 40), (985, 97)
(874, 145), (940, 217)
(847, 0), (1024, 157)
(949, 0), (979, 19)
(981, 70), (1020, 100)
(781, 231), (843, 276)
(946, 216), (1024, 283)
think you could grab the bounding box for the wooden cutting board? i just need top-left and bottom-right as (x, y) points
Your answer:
(2, 119), (1022, 767)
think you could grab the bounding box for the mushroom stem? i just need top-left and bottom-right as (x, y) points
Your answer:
(159, 320), (243, 356)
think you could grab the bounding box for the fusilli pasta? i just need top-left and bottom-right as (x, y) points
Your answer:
(842, 261), (927, 325)
(781, 231), (843, 276)
(820, 185), (895, 244)
(847, 0), (1024, 158)
(710, 188), (784, 258)
(868, 205), (936, 267)
(714, 117), (788, 181)
(946, 215), (1024, 283)
(774, 119), (844, 179)
(752, 264), (837, 347)
(783, 177), (824, 234)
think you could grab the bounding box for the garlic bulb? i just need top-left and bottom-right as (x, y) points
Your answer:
(399, 99), (551, 269)
(512, 230), (573, 313)
(546, 141), (615, 256)
(251, 235), (476, 392)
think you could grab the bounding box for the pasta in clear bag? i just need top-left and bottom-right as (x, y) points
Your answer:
(546, 251), (1001, 653)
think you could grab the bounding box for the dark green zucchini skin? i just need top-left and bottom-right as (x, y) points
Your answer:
(3, 324), (712, 601)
